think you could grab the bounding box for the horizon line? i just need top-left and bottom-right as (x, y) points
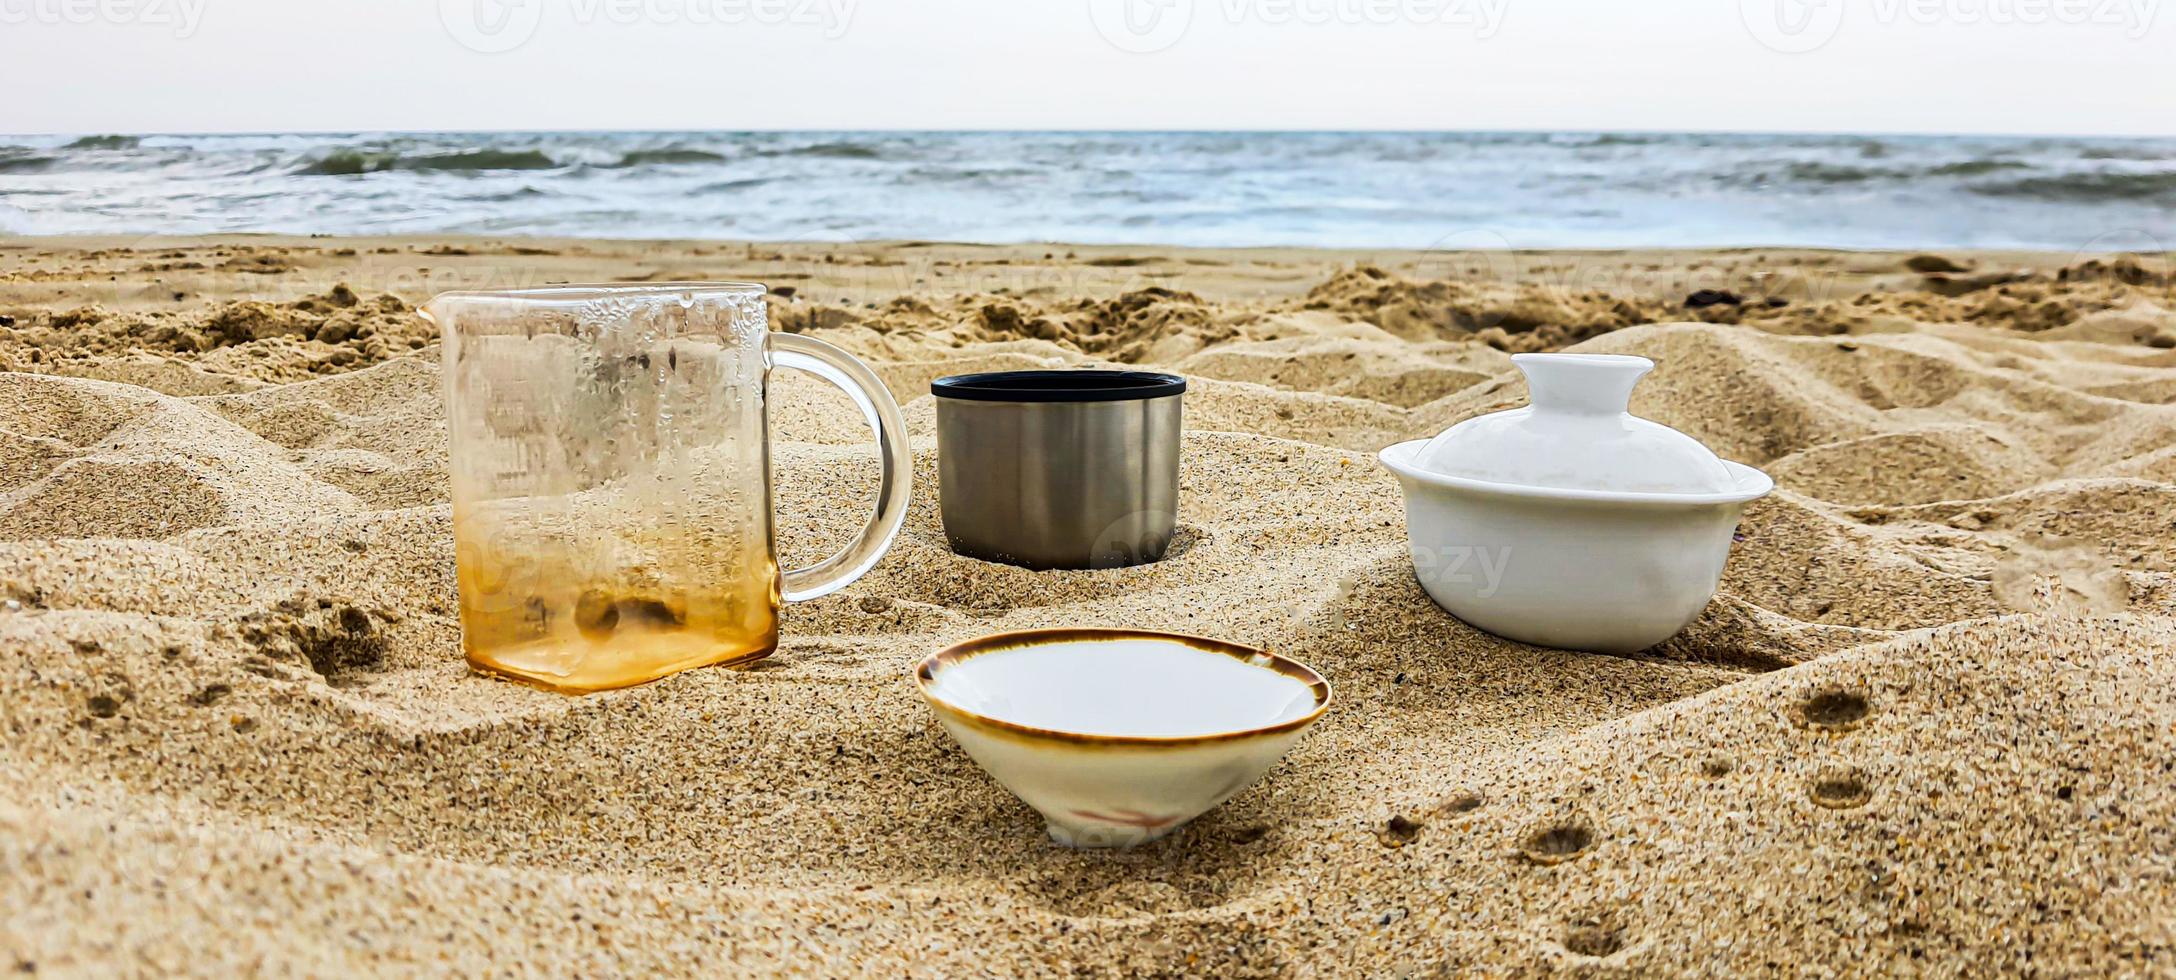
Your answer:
(7, 126), (2176, 142)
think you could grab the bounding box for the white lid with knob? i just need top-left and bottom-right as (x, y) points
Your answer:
(1412, 353), (1742, 495)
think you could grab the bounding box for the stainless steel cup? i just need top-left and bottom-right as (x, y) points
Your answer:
(933, 370), (1185, 570)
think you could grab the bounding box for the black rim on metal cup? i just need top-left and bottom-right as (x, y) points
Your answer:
(930, 370), (1187, 403)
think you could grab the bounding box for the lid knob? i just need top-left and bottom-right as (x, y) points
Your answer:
(1512, 353), (1652, 417)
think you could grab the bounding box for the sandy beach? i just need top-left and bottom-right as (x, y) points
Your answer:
(3, 235), (2174, 975)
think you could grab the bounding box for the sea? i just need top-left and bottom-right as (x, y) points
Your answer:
(2, 130), (2172, 251)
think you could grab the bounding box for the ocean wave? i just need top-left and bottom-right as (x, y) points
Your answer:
(297, 148), (562, 176)
(611, 148), (728, 167)
(1734, 158), (2036, 186)
(767, 141), (882, 160)
(2081, 147), (2168, 161)
(1971, 170), (2176, 206)
(1927, 159), (2030, 177)
(0, 152), (57, 174)
(1736, 161), (1914, 185)
(381, 148), (560, 173)
(1786, 161), (1904, 183)
(464, 186), (552, 202)
(693, 177), (775, 193)
(64, 135), (141, 150)
(897, 165), (1040, 185)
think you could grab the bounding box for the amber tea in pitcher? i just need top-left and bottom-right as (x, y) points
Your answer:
(426, 283), (910, 694)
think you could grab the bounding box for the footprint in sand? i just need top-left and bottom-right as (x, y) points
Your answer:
(1519, 822), (1596, 865)
(1809, 767), (1875, 810)
(1796, 689), (1872, 733)
(1557, 915), (1631, 958)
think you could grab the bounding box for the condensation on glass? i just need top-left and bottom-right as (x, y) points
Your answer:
(424, 283), (909, 693)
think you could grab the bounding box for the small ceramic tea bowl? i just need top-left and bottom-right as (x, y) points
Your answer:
(914, 628), (1330, 848)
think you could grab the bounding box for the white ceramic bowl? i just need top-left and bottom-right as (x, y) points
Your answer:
(914, 629), (1330, 848)
(1379, 440), (1773, 654)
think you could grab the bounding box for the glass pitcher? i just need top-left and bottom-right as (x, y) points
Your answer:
(422, 283), (910, 693)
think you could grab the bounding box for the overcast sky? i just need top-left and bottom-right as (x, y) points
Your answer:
(3, 0), (2171, 135)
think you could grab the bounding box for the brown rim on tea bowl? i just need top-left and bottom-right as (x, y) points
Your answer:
(913, 628), (1331, 846)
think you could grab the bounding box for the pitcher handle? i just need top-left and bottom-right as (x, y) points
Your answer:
(767, 332), (913, 602)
